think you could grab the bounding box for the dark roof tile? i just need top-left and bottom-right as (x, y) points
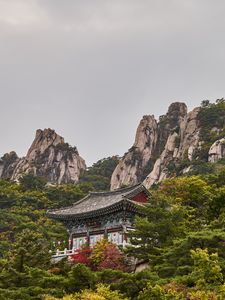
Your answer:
(46, 183), (149, 220)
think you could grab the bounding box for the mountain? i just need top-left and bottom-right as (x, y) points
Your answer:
(0, 128), (86, 184)
(1, 100), (225, 188)
(111, 100), (225, 190)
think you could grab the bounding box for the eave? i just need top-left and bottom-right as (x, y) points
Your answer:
(46, 198), (142, 221)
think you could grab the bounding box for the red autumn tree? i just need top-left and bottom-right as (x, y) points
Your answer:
(70, 247), (92, 266)
(98, 243), (127, 271)
(71, 240), (127, 271)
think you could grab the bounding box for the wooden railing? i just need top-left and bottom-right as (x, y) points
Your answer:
(51, 240), (130, 258)
(51, 249), (78, 258)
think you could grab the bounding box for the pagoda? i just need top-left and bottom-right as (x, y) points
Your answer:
(46, 184), (149, 250)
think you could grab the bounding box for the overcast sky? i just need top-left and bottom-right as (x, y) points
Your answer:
(0, 0), (225, 166)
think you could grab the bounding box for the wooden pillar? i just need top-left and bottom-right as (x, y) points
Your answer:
(86, 230), (90, 247)
(104, 228), (108, 240)
(122, 225), (125, 248)
(69, 232), (73, 250)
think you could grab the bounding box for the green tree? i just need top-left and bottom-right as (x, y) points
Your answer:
(79, 156), (119, 191)
(189, 248), (223, 288)
(126, 194), (185, 260)
(137, 283), (184, 300)
(7, 229), (51, 272)
(19, 173), (47, 191)
(44, 284), (128, 300)
(66, 264), (97, 293)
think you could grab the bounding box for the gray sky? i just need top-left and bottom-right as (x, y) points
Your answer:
(0, 0), (225, 166)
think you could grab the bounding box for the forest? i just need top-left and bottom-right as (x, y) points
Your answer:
(1, 102), (225, 299)
(1, 160), (225, 299)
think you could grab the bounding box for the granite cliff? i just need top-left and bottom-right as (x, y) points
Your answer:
(1, 100), (225, 188)
(111, 100), (225, 190)
(0, 129), (86, 184)
(110, 115), (158, 189)
(208, 138), (225, 163)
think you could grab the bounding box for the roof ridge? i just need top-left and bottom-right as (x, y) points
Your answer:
(46, 204), (74, 214)
(89, 183), (142, 196)
(72, 193), (91, 206)
(46, 194), (91, 214)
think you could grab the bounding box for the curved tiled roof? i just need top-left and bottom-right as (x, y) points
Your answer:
(46, 183), (149, 220)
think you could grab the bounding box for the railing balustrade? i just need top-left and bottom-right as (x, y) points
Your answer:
(51, 240), (130, 258)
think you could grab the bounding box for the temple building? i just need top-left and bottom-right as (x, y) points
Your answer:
(46, 184), (149, 250)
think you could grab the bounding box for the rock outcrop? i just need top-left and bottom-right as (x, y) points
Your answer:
(111, 102), (202, 190)
(144, 105), (201, 188)
(0, 151), (20, 179)
(208, 138), (225, 163)
(2, 101), (224, 188)
(110, 115), (158, 190)
(0, 129), (86, 184)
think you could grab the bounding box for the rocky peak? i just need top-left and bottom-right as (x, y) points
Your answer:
(110, 115), (158, 190)
(26, 128), (65, 161)
(167, 102), (187, 118)
(143, 105), (203, 188)
(0, 151), (20, 179)
(111, 102), (202, 190)
(134, 115), (157, 154)
(0, 129), (86, 184)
